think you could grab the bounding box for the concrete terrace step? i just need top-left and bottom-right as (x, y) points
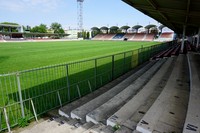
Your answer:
(82, 123), (106, 133)
(115, 126), (133, 133)
(132, 130), (142, 133)
(107, 57), (175, 129)
(73, 124), (114, 133)
(86, 59), (165, 124)
(70, 61), (157, 121)
(136, 55), (190, 133)
(183, 53), (200, 133)
(59, 61), (152, 118)
(100, 125), (114, 133)
(72, 122), (95, 133)
(66, 118), (80, 126)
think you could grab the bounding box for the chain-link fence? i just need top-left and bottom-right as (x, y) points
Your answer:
(0, 42), (172, 132)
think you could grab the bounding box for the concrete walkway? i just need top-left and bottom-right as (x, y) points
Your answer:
(183, 53), (200, 133)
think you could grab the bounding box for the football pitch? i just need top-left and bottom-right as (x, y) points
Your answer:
(0, 40), (160, 73)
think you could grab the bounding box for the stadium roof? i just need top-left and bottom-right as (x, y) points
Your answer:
(132, 25), (143, 30)
(110, 26), (119, 30)
(91, 27), (100, 31)
(123, 0), (200, 35)
(120, 26), (130, 30)
(0, 24), (21, 28)
(0, 32), (69, 36)
(145, 24), (157, 29)
(100, 26), (109, 30)
(158, 25), (166, 30)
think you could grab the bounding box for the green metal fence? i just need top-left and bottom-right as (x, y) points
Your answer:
(0, 42), (172, 132)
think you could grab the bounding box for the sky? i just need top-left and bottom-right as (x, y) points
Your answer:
(0, 0), (170, 30)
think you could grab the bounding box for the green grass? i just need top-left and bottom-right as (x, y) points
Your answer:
(0, 41), (160, 73)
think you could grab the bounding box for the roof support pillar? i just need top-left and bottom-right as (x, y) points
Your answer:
(192, 37), (194, 45)
(196, 27), (200, 48)
(188, 36), (192, 44)
(181, 25), (186, 53)
(192, 34), (195, 46)
(193, 36), (195, 46)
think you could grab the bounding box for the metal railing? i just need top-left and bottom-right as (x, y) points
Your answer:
(0, 41), (172, 132)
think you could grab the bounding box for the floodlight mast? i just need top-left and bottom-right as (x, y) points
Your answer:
(77, 0), (84, 35)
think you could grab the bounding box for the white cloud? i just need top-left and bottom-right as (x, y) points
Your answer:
(0, 0), (61, 12)
(0, 1), (24, 12)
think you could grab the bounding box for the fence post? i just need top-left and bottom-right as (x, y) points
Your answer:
(148, 47), (150, 59)
(66, 64), (71, 102)
(76, 85), (81, 98)
(0, 108), (1, 131)
(123, 52), (126, 73)
(140, 48), (143, 64)
(131, 51), (133, 68)
(150, 46), (153, 57)
(16, 73), (25, 118)
(3, 108), (11, 133)
(57, 91), (62, 107)
(142, 47), (145, 63)
(94, 59), (97, 89)
(30, 99), (38, 122)
(138, 48), (141, 65)
(88, 80), (92, 93)
(100, 76), (103, 86)
(112, 55), (114, 80)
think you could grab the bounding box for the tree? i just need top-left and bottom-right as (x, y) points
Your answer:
(38, 24), (47, 33)
(30, 26), (39, 33)
(30, 24), (47, 33)
(87, 32), (90, 39)
(80, 31), (86, 39)
(78, 31), (90, 39)
(50, 22), (65, 34)
(82, 31), (85, 39)
(58, 28), (65, 34)
(78, 32), (81, 38)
